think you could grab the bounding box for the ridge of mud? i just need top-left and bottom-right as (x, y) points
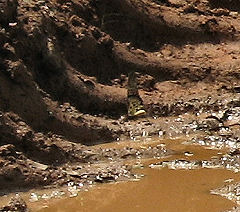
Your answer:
(1, 0), (240, 198)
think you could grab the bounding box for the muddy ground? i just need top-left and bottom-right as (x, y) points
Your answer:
(1, 0), (240, 210)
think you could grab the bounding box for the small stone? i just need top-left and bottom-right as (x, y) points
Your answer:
(229, 11), (238, 18)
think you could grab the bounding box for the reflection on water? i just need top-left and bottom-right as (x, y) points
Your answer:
(36, 137), (240, 212)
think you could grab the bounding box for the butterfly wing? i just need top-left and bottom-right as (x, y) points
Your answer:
(127, 72), (146, 117)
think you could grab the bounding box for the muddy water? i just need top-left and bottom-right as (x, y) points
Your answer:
(37, 169), (239, 212)
(35, 137), (240, 212)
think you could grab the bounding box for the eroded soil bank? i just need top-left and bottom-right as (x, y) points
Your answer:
(1, 0), (240, 211)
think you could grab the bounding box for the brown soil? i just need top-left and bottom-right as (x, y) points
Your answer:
(1, 0), (240, 202)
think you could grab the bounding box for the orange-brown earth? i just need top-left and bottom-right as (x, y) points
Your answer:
(1, 0), (240, 208)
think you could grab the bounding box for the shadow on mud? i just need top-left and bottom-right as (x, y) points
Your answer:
(93, 0), (225, 52)
(209, 0), (240, 12)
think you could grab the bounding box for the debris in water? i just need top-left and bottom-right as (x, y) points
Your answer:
(190, 136), (240, 150)
(150, 160), (201, 170)
(184, 151), (194, 156)
(30, 190), (65, 202)
(211, 182), (240, 204)
(224, 179), (234, 183)
(158, 131), (164, 137)
(30, 193), (40, 202)
(132, 163), (144, 169)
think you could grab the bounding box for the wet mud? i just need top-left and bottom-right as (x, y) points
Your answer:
(1, 0), (240, 211)
(13, 138), (240, 212)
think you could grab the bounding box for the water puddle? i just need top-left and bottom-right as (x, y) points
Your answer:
(36, 168), (239, 212)
(2, 137), (240, 212)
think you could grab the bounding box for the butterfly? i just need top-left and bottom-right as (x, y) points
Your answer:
(127, 72), (146, 117)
